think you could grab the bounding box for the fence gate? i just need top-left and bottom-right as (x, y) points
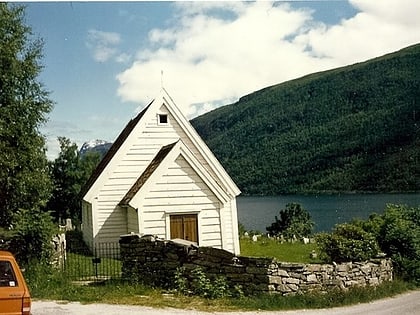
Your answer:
(64, 242), (121, 282)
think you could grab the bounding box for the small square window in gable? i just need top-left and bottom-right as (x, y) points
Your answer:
(158, 113), (168, 125)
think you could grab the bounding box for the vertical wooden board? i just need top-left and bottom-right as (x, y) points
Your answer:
(127, 208), (139, 234)
(170, 215), (183, 239)
(183, 214), (198, 243)
(169, 214), (198, 243)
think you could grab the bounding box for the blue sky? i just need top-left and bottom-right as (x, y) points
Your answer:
(22, 1), (420, 159)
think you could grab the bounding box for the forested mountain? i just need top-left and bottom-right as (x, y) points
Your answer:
(191, 44), (420, 195)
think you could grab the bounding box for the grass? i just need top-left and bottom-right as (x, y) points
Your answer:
(230, 280), (415, 311)
(239, 237), (322, 263)
(27, 266), (415, 312)
(64, 252), (121, 280)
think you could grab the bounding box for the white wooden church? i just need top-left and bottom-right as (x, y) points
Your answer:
(81, 89), (241, 254)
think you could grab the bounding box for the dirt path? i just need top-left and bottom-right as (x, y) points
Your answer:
(32, 290), (420, 315)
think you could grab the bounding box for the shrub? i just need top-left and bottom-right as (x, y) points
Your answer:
(266, 203), (314, 239)
(65, 230), (92, 255)
(9, 208), (56, 265)
(378, 204), (420, 284)
(238, 222), (246, 236)
(174, 267), (232, 299)
(316, 223), (380, 263)
(351, 213), (384, 238)
(317, 204), (420, 283)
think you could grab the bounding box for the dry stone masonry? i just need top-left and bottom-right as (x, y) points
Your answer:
(119, 234), (393, 295)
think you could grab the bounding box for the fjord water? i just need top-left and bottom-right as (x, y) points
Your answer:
(237, 194), (420, 233)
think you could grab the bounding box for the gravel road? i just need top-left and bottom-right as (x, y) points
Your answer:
(32, 290), (420, 315)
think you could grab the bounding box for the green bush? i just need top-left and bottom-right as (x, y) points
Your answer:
(9, 208), (56, 265)
(174, 267), (234, 299)
(378, 204), (420, 284)
(351, 213), (385, 237)
(266, 203), (314, 239)
(316, 223), (380, 263)
(24, 262), (68, 297)
(317, 204), (420, 283)
(65, 230), (92, 255)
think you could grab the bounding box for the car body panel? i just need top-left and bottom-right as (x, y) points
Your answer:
(0, 251), (31, 315)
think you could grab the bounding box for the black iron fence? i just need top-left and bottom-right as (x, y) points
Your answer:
(64, 241), (121, 281)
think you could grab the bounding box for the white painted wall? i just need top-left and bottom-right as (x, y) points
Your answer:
(138, 155), (222, 248)
(83, 95), (239, 254)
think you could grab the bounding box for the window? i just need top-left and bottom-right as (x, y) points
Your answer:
(170, 214), (198, 243)
(158, 114), (168, 124)
(0, 261), (17, 287)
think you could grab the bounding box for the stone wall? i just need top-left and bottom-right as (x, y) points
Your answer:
(119, 234), (393, 295)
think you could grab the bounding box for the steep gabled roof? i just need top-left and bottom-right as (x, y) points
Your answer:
(80, 103), (150, 198)
(119, 140), (230, 209)
(119, 142), (177, 206)
(159, 88), (241, 197)
(81, 88), (240, 202)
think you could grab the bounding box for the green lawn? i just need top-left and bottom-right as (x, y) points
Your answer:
(64, 252), (121, 280)
(240, 237), (322, 263)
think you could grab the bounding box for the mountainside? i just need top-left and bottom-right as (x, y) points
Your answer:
(191, 44), (420, 195)
(79, 139), (112, 158)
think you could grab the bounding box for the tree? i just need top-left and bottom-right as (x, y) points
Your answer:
(9, 208), (55, 265)
(48, 137), (101, 224)
(48, 137), (80, 223)
(0, 3), (53, 228)
(378, 204), (420, 284)
(266, 203), (314, 239)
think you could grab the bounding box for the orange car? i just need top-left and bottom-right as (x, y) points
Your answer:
(0, 251), (31, 315)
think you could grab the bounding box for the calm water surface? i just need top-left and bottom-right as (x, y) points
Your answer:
(237, 194), (420, 233)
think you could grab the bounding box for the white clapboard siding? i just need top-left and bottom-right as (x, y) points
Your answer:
(103, 177), (138, 186)
(91, 123), (169, 241)
(96, 194), (124, 203)
(138, 156), (222, 245)
(144, 108), (219, 186)
(200, 210), (222, 248)
(127, 207), (139, 234)
(83, 89), (240, 254)
(81, 201), (94, 244)
(141, 108), (219, 193)
(221, 200), (235, 252)
(151, 183), (212, 194)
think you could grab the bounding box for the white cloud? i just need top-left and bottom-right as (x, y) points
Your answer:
(296, 0), (420, 64)
(115, 52), (131, 64)
(86, 29), (122, 62)
(116, 1), (420, 118)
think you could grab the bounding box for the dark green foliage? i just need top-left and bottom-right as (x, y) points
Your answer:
(48, 137), (101, 224)
(351, 213), (385, 239)
(316, 204), (420, 284)
(8, 208), (56, 265)
(65, 230), (92, 256)
(191, 44), (420, 194)
(174, 267), (235, 299)
(0, 3), (53, 227)
(316, 223), (380, 263)
(378, 204), (420, 283)
(238, 222), (246, 236)
(266, 203), (314, 239)
(48, 137), (80, 223)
